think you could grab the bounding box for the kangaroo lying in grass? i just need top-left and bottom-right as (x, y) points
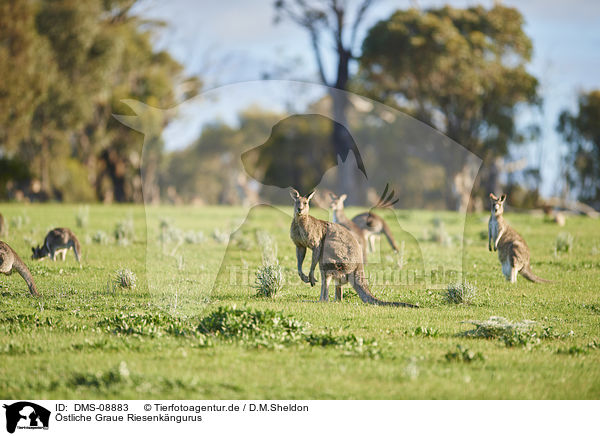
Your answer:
(329, 193), (368, 263)
(32, 228), (82, 264)
(290, 188), (416, 307)
(0, 241), (39, 296)
(488, 193), (550, 283)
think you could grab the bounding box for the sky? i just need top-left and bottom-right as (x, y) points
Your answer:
(138, 0), (600, 197)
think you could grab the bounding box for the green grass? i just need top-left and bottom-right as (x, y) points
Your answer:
(0, 203), (599, 399)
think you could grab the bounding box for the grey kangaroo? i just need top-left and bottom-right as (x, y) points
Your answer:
(0, 241), (39, 296)
(289, 188), (417, 307)
(32, 228), (82, 263)
(351, 184), (400, 253)
(488, 193), (550, 283)
(329, 193), (368, 263)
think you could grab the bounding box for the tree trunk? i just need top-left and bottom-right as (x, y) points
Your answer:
(330, 49), (365, 204)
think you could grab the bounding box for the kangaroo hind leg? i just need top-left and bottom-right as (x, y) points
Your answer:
(334, 279), (343, 301)
(70, 241), (81, 263)
(320, 273), (332, 302)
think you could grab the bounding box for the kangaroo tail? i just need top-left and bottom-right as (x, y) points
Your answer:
(520, 264), (552, 283)
(379, 218), (399, 252)
(12, 254), (39, 296)
(72, 235), (82, 263)
(351, 266), (417, 307)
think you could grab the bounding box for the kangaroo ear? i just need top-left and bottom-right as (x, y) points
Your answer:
(339, 194), (347, 202)
(489, 193), (498, 201)
(307, 191), (316, 201)
(289, 188), (300, 200)
(500, 194), (507, 203)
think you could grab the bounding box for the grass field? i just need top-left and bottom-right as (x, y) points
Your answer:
(0, 203), (599, 399)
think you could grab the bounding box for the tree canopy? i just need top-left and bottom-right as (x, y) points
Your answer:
(0, 0), (199, 202)
(557, 90), (600, 206)
(358, 5), (540, 208)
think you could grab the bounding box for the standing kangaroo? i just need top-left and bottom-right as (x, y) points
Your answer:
(351, 184), (400, 253)
(290, 188), (416, 307)
(32, 228), (82, 263)
(488, 193), (550, 283)
(0, 241), (39, 296)
(329, 193), (368, 263)
(352, 212), (399, 253)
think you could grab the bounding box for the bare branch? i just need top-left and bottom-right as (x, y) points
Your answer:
(350, 0), (376, 52)
(309, 27), (329, 85)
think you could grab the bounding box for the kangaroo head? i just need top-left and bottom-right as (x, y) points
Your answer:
(329, 193), (347, 212)
(489, 193), (506, 216)
(31, 245), (46, 260)
(290, 188), (315, 216)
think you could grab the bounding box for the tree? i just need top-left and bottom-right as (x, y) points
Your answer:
(557, 90), (600, 207)
(359, 5), (540, 209)
(0, 0), (53, 156)
(274, 0), (376, 202)
(0, 0), (199, 202)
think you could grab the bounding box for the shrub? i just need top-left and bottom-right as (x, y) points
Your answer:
(158, 219), (184, 245)
(429, 218), (452, 246)
(212, 228), (229, 244)
(10, 215), (28, 229)
(555, 232), (574, 254)
(91, 230), (110, 245)
(196, 306), (381, 356)
(113, 269), (137, 290)
(256, 230), (278, 264)
(69, 361), (131, 389)
(254, 263), (284, 298)
(446, 282), (477, 304)
(114, 217), (135, 245)
(231, 232), (253, 251)
(184, 230), (204, 244)
(445, 345), (485, 363)
(197, 306), (307, 346)
(411, 326), (440, 337)
(463, 316), (538, 348)
(75, 206), (89, 228)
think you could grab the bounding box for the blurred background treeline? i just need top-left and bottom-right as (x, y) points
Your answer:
(0, 0), (598, 212)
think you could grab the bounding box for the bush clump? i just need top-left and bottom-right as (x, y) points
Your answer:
(113, 268), (137, 290)
(114, 217), (135, 245)
(463, 316), (539, 347)
(75, 206), (89, 228)
(445, 345), (485, 363)
(254, 263), (284, 298)
(446, 282), (477, 304)
(197, 306), (307, 346)
(555, 232), (574, 254)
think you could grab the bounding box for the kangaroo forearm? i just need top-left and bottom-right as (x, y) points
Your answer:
(494, 230), (503, 249)
(296, 246), (307, 275)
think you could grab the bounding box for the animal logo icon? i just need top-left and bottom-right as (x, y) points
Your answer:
(3, 402), (50, 433)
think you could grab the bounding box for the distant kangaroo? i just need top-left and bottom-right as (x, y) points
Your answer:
(351, 184), (399, 253)
(0, 241), (39, 296)
(32, 228), (82, 263)
(289, 188), (417, 307)
(0, 213), (6, 237)
(488, 193), (550, 283)
(329, 193), (368, 263)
